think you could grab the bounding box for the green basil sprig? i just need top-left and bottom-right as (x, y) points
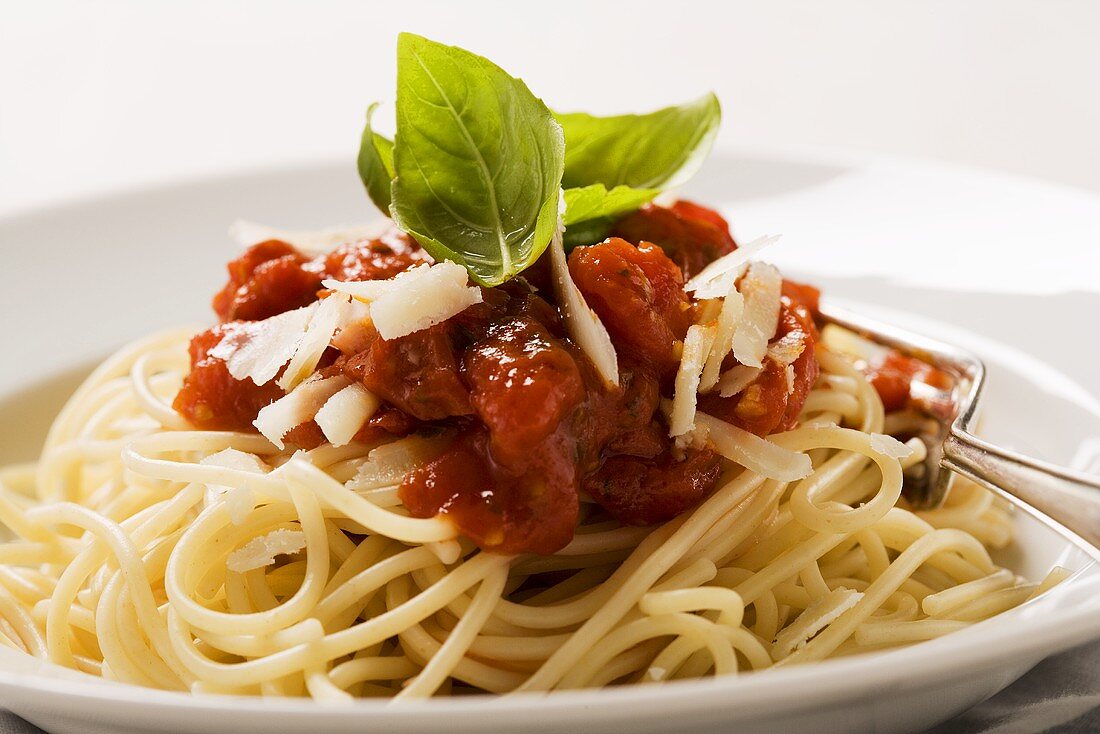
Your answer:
(356, 35), (721, 285)
(389, 33), (564, 287)
(557, 93), (721, 190)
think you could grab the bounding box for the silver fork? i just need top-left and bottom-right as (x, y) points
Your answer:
(820, 304), (1100, 559)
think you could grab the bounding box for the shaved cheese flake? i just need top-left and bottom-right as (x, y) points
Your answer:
(691, 262), (748, 302)
(773, 588), (863, 659)
(730, 262), (782, 368)
(695, 411), (813, 481)
(699, 286), (744, 392)
(549, 223), (619, 386)
(227, 529), (307, 574)
(347, 433), (452, 491)
(278, 294), (352, 391)
(668, 325), (716, 437)
(718, 364), (762, 398)
(869, 432), (914, 460)
(199, 449), (269, 524)
(254, 375), (351, 449)
(327, 262), (482, 341)
(784, 364), (795, 396)
(684, 235), (780, 298)
(315, 383), (380, 447)
(211, 303), (318, 386)
(767, 330), (806, 366)
(230, 219), (391, 254)
(322, 263), (432, 302)
(331, 298), (374, 354)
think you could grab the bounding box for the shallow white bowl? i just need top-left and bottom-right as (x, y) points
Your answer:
(2, 148), (1099, 734)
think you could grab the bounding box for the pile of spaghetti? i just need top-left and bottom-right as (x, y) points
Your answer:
(0, 33), (1065, 701)
(0, 212), (1063, 700)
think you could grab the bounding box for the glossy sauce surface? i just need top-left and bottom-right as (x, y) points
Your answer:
(174, 203), (839, 554)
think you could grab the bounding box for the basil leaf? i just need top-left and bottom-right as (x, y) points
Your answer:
(561, 184), (658, 249)
(357, 103), (396, 214)
(390, 33), (565, 287)
(557, 93), (720, 190)
(562, 184), (658, 226)
(562, 217), (614, 250)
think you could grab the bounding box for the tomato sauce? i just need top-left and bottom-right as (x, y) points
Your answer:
(612, 200), (738, 279)
(864, 351), (951, 412)
(175, 204), (823, 554)
(697, 296), (819, 436)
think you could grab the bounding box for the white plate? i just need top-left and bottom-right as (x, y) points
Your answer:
(1, 147), (1099, 734)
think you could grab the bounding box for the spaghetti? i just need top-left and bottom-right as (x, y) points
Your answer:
(0, 317), (1061, 699)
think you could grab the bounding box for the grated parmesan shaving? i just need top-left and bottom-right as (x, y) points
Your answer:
(278, 294), (352, 391)
(699, 285), (744, 393)
(694, 411), (813, 481)
(668, 325), (716, 437)
(869, 433), (915, 460)
(331, 298), (374, 354)
(772, 588), (863, 659)
(717, 364), (763, 398)
(230, 219), (392, 254)
(315, 383), (380, 447)
(254, 375), (351, 449)
(324, 262), (482, 341)
(226, 529), (307, 574)
(767, 330), (806, 366)
(346, 434), (452, 492)
(730, 262), (782, 368)
(211, 303), (318, 387)
(323, 263), (432, 301)
(548, 212), (619, 386)
(684, 235), (781, 299)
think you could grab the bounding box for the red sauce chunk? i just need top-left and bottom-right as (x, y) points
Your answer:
(341, 323), (472, 421)
(213, 229), (429, 323)
(698, 296), (820, 436)
(568, 237), (692, 375)
(172, 324), (284, 431)
(177, 201), (825, 555)
(612, 200), (738, 279)
(865, 351), (951, 412)
(584, 448), (722, 526)
(213, 241), (322, 322)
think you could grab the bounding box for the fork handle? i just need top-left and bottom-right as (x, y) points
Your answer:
(942, 429), (1100, 550)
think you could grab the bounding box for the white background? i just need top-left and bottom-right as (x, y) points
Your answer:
(3, 0), (1100, 215)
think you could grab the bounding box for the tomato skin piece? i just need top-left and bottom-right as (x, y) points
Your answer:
(322, 230), (431, 282)
(463, 316), (586, 469)
(341, 323), (472, 422)
(213, 231), (430, 323)
(781, 278), (821, 319)
(399, 430), (579, 555)
(583, 448), (722, 526)
(213, 241), (323, 323)
(612, 200), (737, 279)
(172, 324), (283, 431)
(568, 238), (691, 375)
